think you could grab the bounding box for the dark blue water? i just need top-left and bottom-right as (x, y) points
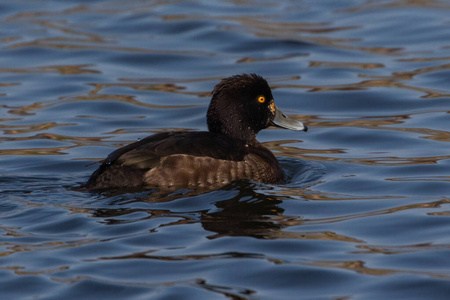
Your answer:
(1, 1), (450, 299)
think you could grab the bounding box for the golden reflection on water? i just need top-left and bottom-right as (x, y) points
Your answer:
(354, 242), (450, 255)
(237, 53), (307, 63)
(0, 82), (20, 87)
(1, 265), (70, 277)
(346, 155), (450, 166)
(0, 133), (105, 156)
(340, 0), (450, 12)
(393, 62), (450, 80)
(304, 259), (450, 279)
(1, 122), (74, 134)
(88, 82), (209, 98)
(387, 176), (450, 182)
(309, 61), (384, 69)
(398, 56), (450, 62)
(276, 77), (450, 98)
(0, 146), (74, 156)
(266, 140), (344, 164)
(261, 227), (364, 243)
(3, 101), (55, 116)
(0, 64), (100, 75)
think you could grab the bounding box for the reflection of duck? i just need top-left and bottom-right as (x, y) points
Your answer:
(91, 181), (289, 239)
(86, 74), (307, 191)
(200, 181), (286, 239)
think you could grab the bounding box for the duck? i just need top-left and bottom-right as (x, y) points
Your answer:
(86, 74), (307, 191)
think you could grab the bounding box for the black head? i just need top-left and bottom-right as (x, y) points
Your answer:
(207, 74), (275, 142)
(207, 74), (307, 142)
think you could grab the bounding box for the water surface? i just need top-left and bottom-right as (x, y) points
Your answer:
(1, 0), (450, 299)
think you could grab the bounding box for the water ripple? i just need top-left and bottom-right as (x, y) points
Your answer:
(1, 0), (450, 299)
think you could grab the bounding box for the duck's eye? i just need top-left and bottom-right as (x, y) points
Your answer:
(258, 96), (266, 103)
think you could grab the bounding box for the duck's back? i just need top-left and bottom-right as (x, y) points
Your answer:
(86, 131), (284, 190)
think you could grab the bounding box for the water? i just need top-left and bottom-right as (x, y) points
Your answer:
(1, 0), (450, 299)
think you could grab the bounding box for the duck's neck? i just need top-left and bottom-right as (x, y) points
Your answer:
(207, 119), (257, 143)
(209, 127), (257, 144)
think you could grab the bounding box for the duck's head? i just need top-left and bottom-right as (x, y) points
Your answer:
(207, 73), (308, 142)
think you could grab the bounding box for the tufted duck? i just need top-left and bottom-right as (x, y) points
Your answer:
(86, 74), (307, 191)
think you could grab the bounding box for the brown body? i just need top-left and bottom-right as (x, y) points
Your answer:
(86, 131), (284, 190)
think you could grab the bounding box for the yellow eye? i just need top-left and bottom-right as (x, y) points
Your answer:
(258, 96), (265, 103)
